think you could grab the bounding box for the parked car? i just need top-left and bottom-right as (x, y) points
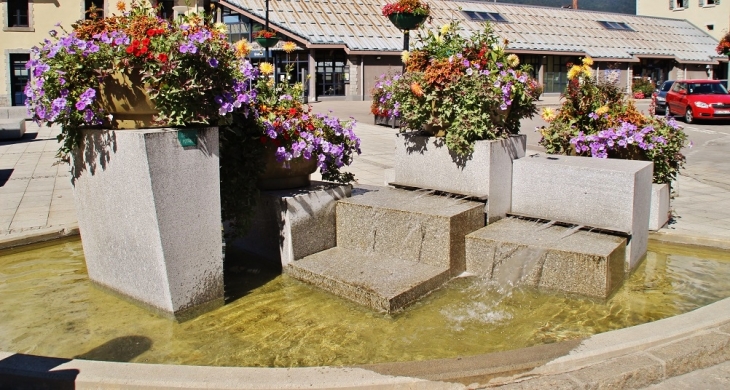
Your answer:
(651, 80), (674, 115)
(666, 79), (730, 123)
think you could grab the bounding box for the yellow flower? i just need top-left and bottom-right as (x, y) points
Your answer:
(440, 24), (450, 35)
(506, 54), (520, 68)
(595, 105), (609, 115)
(541, 107), (557, 122)
(234, 40), (250, 57)
(213, 22), (227, 33)
(260, 62), (274, 75)
(283, 41), (297, 54)
(401, 50), (410, 64)
(582, 65), (593, 78)
(567, 65), (582, 80)
(582, 56), (594, 66)
(116, 1), (126, 11)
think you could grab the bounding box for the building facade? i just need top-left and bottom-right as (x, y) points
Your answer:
(637, 0), (730, 42)
(1, 0), (726, 106)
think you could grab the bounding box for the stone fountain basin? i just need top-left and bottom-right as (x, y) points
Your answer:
(2, 293), (729, 389)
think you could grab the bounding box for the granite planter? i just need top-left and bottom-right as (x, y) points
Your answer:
(392, 133), (526, 223)
(374, 115), (401, 128)
(71, 127), (224, 321)
(649, 183), (670, 231)
(257, 147), (318, 190)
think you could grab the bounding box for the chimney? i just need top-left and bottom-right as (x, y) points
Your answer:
(573, 0), (578, 9)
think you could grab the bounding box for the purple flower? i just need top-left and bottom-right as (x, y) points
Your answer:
(208, 58), (219, 68)
(75, 88), (96, 111)
(179, 42), (197, 54)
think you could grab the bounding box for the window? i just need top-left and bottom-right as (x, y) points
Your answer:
(669, 0), (688, 9)
(315, 51), (347, 97)
(700, 0), (720, 6)
(462, 11), (508, 23)
(7, 0), (29, 27)
(157, 1), (175, 20)
(598, 21), (634, 31)
(85, 0), (104, 20)
(9, 54), (30, 106)
(222, 7), (251, 43)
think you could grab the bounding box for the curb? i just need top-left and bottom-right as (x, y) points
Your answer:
(649, 230), (730, 250)
(0, 224), (80, 251)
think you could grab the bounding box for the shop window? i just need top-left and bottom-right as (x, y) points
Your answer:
(7, 0), (29, 27)
(85, 0), (104, 19)
(10, 54), (30, 106)
(315, 52), (347, 97)
(222, 7), (250, 43)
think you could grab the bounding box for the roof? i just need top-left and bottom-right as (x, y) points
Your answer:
(220, 0), (727, 64)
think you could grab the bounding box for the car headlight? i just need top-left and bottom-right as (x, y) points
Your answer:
(694, 101), (709, 108)
(656, 97), (666, 102)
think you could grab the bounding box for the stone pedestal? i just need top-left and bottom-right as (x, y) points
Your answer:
(511, 154), (653, 271)
(392, 133), (526, 223)
(72, 127), (223, 321)
(649, 183), (670, 231)
(232, 182), (352, 267)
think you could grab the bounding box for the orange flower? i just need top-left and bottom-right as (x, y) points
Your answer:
(116, 1), (126, 12)
(411, 82), (424, 97)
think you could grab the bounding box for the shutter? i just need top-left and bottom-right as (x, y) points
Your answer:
(669, 0), (674, 9)
(700, 0), (704, 6)
(716, 0), (720, 5)
(686, 0), (689, 7)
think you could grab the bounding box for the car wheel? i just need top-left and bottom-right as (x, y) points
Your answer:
(684, 108), (694, 124)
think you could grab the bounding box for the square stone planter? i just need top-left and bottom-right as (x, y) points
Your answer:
(374, 115), (400, 128)
(392, 133), (526, 223)
(649, 183), (670, 231)
(72, 127), (223, 321)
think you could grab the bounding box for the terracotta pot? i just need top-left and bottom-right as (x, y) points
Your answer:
(257, 146), (318, 190)
(97, 71), (159, 129)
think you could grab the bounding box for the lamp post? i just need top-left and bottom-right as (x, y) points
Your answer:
(265, 0), (270, 62)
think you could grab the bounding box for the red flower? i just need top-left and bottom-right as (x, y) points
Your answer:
(288, 108), (297, 116)
(157, 53), (168, 62)
(142, 38), (150, 46)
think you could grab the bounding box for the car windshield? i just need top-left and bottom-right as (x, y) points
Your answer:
(661, 82), (674, 92)
(687, 83), (729, 95)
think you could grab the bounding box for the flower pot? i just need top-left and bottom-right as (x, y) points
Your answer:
(387, 12), (428, 30)
(257, 146), (318, 190)
(97, 71), (159, 129)
(256, 37), (280, 48)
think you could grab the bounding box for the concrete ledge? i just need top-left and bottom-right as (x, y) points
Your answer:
(0, 224), (80, 250)
(0, 118), (25, 140)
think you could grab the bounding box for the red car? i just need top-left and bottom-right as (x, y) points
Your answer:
(666, 79), (730, 123)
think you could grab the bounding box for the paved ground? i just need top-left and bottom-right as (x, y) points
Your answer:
(2, 96), (730, 388)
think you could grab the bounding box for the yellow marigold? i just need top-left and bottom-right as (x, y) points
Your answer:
(116, 1), (126, 11)
(541, 107), (556, 122)
(260, 62), (274, 75)
(582, 56), (594, 66)
(595, 105), (609, 115)
(506, 54), (520, 68)
(401, 50), (410, 64)
(283, 41), (297, 53)
(234, 39), (250, 58)
(440, 24), (450, 35)
(411, 82), (424, 97)
(213, 22), (227, 34)
(567, 65), (582, 80)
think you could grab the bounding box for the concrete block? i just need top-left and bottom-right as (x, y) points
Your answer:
(511, 154), (652, 271)
(392, 133), (525, 223)
(0, 119), (25, 140)
(465, 218), (626, 298)
(231, 182), (351, 268)
(5, 106), (30, 119)
(648, 332), (730, 377)
(569, 353), (664, 389)
(336, 187), (485, 275)
(649, 183), (670, 231)
(286, 247), (451, 313)
(72, 127), (223, 321)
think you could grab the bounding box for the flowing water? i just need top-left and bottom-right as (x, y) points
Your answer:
(1, 237), (730, 367)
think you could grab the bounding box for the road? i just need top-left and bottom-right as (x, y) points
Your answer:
(520, 101), (730, 188)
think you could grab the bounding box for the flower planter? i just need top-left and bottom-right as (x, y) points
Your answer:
(97, 71), (159, 129)
(392, 133), (526, 223)
(256, 37), (280, 48)
(257, 146), (318, 190)
(374, 115), (401, 128)
(387, 12), (428, 30)
(649, 183), (670, 231)
(71, 127), (224, 321)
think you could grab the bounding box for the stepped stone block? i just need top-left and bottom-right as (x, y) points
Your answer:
(392, 133), (526, 223)
(286, 247), (451, 313)
(649, 183), (670, 231)
(466, 218), (626, 298)
(231, 182), (352, 268)
(511, 154), (652, 271)
(335, 188), (485, 275)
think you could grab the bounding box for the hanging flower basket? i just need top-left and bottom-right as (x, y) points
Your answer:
(388, 12), (428, 31)
(256, 37), (280, 48)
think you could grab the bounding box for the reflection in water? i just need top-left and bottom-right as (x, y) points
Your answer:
(0, 238), (729, 367)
